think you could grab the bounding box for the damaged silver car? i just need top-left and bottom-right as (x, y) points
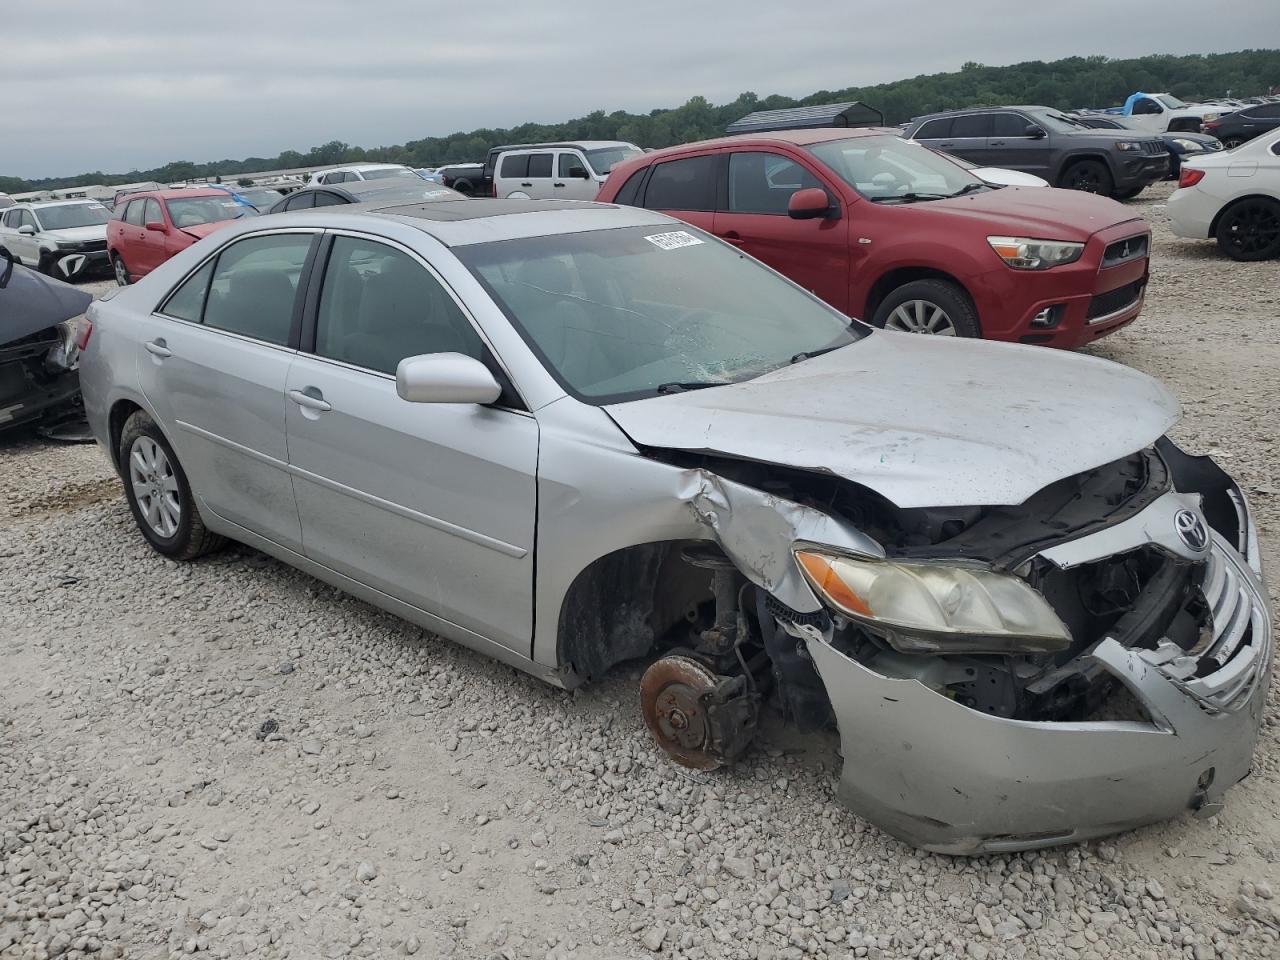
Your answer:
(77, 200), (1271, 854)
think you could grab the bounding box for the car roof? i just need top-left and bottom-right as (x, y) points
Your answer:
(24, 198), (110, 208)
(635, 127), (900, 160)
(127, 188), (229, 201)
(912, 106), (1052, 121)
(495, 141), (635, 152)
(261, 199), (670, 248)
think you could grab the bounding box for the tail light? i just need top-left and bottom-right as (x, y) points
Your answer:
(75, 315), (94, 352)
(1203, 120), (1220, 130)
(1178, 168), (1206, 189)
(491, 180), (497, 198)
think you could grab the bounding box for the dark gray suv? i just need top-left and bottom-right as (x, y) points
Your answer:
(904, 106), (1170, 200)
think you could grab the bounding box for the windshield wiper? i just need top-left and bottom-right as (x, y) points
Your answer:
(655, 381), (725, 395)
(949, 182), (990, 197)
(871, 192), (949, 204)
(790, 344), (845, 364)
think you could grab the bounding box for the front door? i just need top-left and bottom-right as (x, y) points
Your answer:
(135, 197), (168, 276)
(284, 233), (538, 653)
(985, 113), (1054, 177)
(134, 230), (315, 550)
(13, 209), (41, 263)
(712, 150), (850, 312)
(555, 151), (597, 200)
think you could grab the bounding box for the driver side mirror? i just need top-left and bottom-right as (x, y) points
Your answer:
(788, 187), (837, 220)
(396, 353), (502, 405)
(18, 225), (35, 236)
(1025, 124), (1047, 139)
(145, 221), (166, 232)
(568, 167), (591, 179)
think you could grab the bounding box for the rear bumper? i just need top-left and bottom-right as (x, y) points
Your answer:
(806, 485), (1270, 855)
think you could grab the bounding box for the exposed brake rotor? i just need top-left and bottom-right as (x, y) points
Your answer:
(640, 655), (723, 769)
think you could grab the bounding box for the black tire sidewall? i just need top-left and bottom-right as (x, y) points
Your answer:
(871, 280), (982, 338)
(1063, 160), (1113, 195)
(1216, 199), (1280, 262)
(118, 413), (200, 557)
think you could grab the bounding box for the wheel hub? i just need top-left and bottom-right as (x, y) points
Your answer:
(639, 655), (758, 770)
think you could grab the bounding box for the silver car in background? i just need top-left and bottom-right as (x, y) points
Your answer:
(77, 199), (1270, 854)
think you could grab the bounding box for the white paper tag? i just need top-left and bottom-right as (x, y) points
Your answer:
(644, 230), (704, 251)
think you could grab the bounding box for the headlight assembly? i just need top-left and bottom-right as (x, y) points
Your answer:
(794, 550), (1071, 655)
(1170, 138), (1201, 151)
(55, 240), (83, 251)
(987, 236), (1085, 270)
(1116, 141), (1142, 152)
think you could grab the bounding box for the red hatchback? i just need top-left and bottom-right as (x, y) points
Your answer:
(597, 129), (1150, 346)
(107, 189), (252, 285)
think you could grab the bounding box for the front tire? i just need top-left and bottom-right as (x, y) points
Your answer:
(112, 253), (131, 286)
(1214, 198), (1280, 262)
(870, 279), (981, 338)
(1060, 160), (1114, 196)
(1112, 186), (1144, 201)
(118, 411), (224, 560)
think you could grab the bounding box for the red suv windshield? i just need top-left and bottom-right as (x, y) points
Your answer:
(808, 136), (985, 202)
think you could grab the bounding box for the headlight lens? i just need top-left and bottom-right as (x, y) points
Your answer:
(987, 236), (1085, 270)
(1116, 141), (1142, 152)
(795, 550), (1071, 654)
(1171, 138), (1201, 151)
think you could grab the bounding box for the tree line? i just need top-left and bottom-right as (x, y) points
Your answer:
(4, 48), (1277, 194)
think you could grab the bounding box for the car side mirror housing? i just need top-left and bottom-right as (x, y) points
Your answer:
(145, 221), (166, 232)
(788, 187), (837, 220)
(569, 167), (590, 179)
(396, 353), (502, 405)
(17, 225), (36, 236)
(1025, 124), (1047, 139)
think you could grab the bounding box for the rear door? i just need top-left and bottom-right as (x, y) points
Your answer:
(136, 198), (167, 276)
(636, 152), (720, 234)
(712, 149), (849, 311)
(134, 229), (318, 550)
(939, 113), (992, 163)
(284, 232), (538, 652)
(495, 152), (530, 198)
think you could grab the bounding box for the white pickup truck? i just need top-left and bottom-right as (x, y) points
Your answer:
(1089, 93), (1226, 134)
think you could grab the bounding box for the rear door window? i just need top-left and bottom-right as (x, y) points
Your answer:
(642, 155), (717, 211)
(526, 153), (554, 178)
(124, 200), (146, 226)
(202, 233), (313, 345)
(951, 114), (992, 138)
(500, 154), (530, 179)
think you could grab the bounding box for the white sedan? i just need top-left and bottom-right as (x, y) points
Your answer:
(1167, 127), (1280, 261)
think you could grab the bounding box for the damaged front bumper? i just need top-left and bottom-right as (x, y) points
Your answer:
(799, 492), (1271, 855)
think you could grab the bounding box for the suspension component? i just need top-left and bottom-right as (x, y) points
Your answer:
(639, 654), (759, 770)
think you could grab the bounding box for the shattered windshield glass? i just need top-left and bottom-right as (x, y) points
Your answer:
(458, 225), (865, 402)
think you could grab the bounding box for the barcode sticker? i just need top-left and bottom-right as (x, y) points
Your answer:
(644, 230), (704, 251)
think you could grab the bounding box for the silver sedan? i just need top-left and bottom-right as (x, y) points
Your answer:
(77, 199), (1270, 854)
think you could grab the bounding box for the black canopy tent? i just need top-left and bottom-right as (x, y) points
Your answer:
(725, 102), (885, 136)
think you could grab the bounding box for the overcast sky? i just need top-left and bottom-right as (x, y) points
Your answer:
(4, 0), (1278, 179)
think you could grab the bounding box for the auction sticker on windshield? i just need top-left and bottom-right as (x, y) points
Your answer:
(644, 231), (704, 251)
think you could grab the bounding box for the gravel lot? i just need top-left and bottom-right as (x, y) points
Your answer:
(2, 182), (1278, 960)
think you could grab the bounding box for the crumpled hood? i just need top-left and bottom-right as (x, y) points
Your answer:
(178, 221), (231, 241)
(917, 188), (1142, 242)
(45, 225), (107, 243)
(605, 332), (1180, 508)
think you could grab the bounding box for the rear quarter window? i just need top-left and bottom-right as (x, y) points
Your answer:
(642, 155), (717, 211)
(610, 167), (648, 206)
(500, 154), (530, 179)
(913, 118), (952, 140)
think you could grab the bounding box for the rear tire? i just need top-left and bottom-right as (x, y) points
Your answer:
(1060, 160), (1114, 196)
(112, 253), (131, 286)
(1214, 198), (1280, 262)
(870, 279), (981, 338)
(452, 178), (475, 196)
(1112, 186), (1144, 201)
(118, 411), (225, 560)
(1221, 137), (1245, 149)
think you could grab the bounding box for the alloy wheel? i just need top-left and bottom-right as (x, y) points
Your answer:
(884, 300), (958, 335)
(1221, 202), (1280, 257)
(128, 436), (182, 538)
(113, 257), (129, 286)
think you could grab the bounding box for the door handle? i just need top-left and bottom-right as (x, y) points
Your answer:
(144, 339), (171, 358)
(288, 388), (331, 413)
(938, 142), (955, 148)
(553, 182), (565, 187)
(719, 230), (744, 246)
(991, 140), (1006, 146)
(521, 182), (533, 187)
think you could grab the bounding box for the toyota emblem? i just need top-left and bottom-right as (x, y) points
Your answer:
(1174, 509), (1208, 552)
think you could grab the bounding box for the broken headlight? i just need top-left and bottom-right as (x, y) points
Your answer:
(794, 550), (1071, 655)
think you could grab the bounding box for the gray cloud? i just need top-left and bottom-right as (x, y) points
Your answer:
(4, 0), (1278, 178)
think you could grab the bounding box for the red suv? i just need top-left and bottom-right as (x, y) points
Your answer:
(107, 189), (252, 285)
(597, 129), (1150, 346)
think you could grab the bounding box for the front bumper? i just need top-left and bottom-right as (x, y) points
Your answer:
(1114, 153), (1171, 190)
(803, 488), (1271, 855)
(46, 248), (110, 281)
